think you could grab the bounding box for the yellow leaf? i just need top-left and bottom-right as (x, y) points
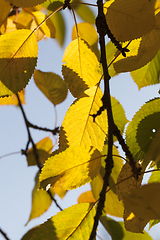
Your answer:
(27, 137), (53, 166)
(106, 0), (156, 41)
(62, 38), (102, 98)
(31, 11), (55, 38)
(0, 90), (25, 105)
(60, 86), (107, 152)
(114, 12), (160, 73)
(123, 183), (160, 220)
(0, 0), (12, 27)
(34, 70), (68, 106)
(6, 0), (46, 7)
(77, 191), (96, 204)
(116, 162), (143, 201)
(30, 19), (45, 41)
(40, 146), (101, 190)
(0, 29), (38, 96)
(52, 186), (67, 199)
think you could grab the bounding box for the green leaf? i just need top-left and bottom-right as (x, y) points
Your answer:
(21, 203), (95, 240)
(125, 98), (160, 166)
(40, 146), (101, 190)
(0, 29), (38, 96)
(34, 70), (68, 106)
(131, 49), (160, 90)
(100, 215), (153, 240)
(42, 0), (63, 11)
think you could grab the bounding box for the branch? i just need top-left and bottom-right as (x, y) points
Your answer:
(89, 1), (114, 239)
(0, 228), (10, 240)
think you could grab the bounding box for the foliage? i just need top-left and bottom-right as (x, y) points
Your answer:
(1, 0), (160, 239)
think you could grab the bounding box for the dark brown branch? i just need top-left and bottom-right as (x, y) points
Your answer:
(47, 189), (63, 211)
(0, 228), (10, 240)
(89, 1), (114, 239)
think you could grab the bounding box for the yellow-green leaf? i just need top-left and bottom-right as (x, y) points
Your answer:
(6, 0), (46, 7)
(34, 70), (68, 106)
(73, 2), (95, 24)
(106, 0), (156, 42)
(131, 48), (160, 90)
(123, 182), (160, 220)
(0, 29), (38, 96)
(60, 86), (107, 152)
(62, 38), (102, 98)
(22, 203), (95, 240)
(27, 137), (53, 166)
(125, 98), (160, 166)
(40, 146), (101, 190)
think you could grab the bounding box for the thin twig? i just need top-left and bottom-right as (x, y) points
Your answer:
(0, 228), (10, 240)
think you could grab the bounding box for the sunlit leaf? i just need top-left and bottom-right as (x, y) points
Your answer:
(62, 38), (102, 98)
(22, 203), (95, 240)
(0, 29), (38, 96)
(123, 183), (160, 220)
(100, 215), (153, 240)
(34, 70), (68, 106)
(77, 190), (96, 204)
(6, 0), (46, 7)
(52, 186), (67, 199)
(131, 49), (160, 89)
(106, 0), (156, 42)
(125, 98), (160, 167)
(0, 90), (25, 105)
(26, 172), (52, 225)
(60, 86), (107, 152)
(40, 146), (101, 190)
(27, 137), (53, 166)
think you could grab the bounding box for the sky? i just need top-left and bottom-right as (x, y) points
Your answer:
(0, 2), (160, 240)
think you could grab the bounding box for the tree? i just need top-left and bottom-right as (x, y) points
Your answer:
(0, 0), (160, 239)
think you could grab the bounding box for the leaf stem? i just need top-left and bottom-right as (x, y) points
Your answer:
(0, 228), (10, 240)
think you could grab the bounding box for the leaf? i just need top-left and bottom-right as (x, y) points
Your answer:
(62, 38), (102, 98)
(6, 0), (46, 7)
(91, 146), (124, 218)
(42, 0), (63, 11)
(27, 137), (53, 166)
(0, 0), (12, 27)
(0, 90), (25, 105)
(48, 10), (65, 46)
(106, 0), (156, 42)
(40, 146), (101, 190)
(0, 29), (38, 96)
(60, 86), (107, 152)
(116, 162), (143, 201)
(26, 172), (52, 225)
(72, 23), (98, 57)
(34, 70), (68, 106)
(31, 11), (55, 38)
(73, 1), (95, 24)
(125, 98), (160, 166)
(51, 186), (67, 199)
(131, 49), (160, 89)
(123, 183), (160, 220)
(22, 203), (95, 240)
(114, 12), (160, 73)
(77, 191), (96, 204)
(100, 215), (153, 240)
(149, 219), (160, 230)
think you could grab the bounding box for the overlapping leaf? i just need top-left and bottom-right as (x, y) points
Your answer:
(125, 98), (160, 166)
(0, 90), (25, 105)
(114, 12), (160, 73)
(106, 0), (156, 42)
(131, 49), (160, 89)
(62, 38), (102, 98)
(123, 183), (160, 220)
(6, 0), (46, 7)
(59, 86), (107, 152)
(40, 146), (101, 190)
(34, 70), (68, 106)
(0, 29), (38, 96)
(22, 203), (95, 240)
(77, 190), (96, 204)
